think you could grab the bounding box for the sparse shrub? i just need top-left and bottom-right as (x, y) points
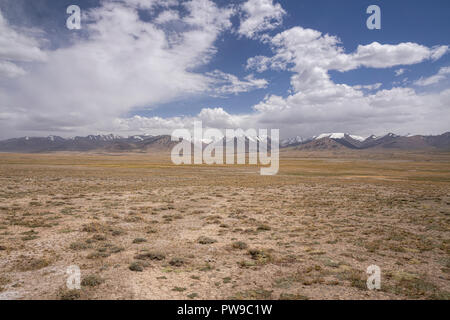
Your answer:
(199, 262), (214, 271)
(238, 260), (256, 268)
(109, 246), (124, 254)
(82, 222), (106, 233)
(92, 234), (107, 241)
(21, 230), (38, 240)
(223, 277), (231, 284)
(364, 241), (380, 253)
(129, 261), (145, 272)
(172, 287), (186, 292)
(59, 289), (81, 300)
(135, 252), (165, 261)
(81, 274), (104, 287)
(197, 236), (217, 244)
(344, 270), (366, 290)
(257, 224), (271, 231)
(385, 271), (448, 299)
(111, 229), (124, 236)
(232, 241), (248, 250)
(232, 288), (272, 300)
(169, 257), (185, 267)
(21, 235), (39, 241)
(279, 293), (309, 300)
(248, 248), (272, 264)
(86, 251), (110, 259)
(16, 257), (51, 271)
(0, 276), (10, 292)
(70, 241), (91, 250)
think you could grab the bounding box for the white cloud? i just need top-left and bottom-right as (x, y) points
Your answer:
(198, 107), (248, 128)
(0, 11), (47, 78)
(0, 61), (26, 78)
(105, 20), (450, 139)
(183, 0), (233, 30)
(111, 107), (248, 135)
(207, 70), (268, 95)
(430, 45), (449, 60)
(238, 0), (286, 39)
(353, 83), (382, 91)
(246, 55), (272, 72)
(349, 42), (447, 70)
(245, 86), (450, 138)
(395, 68), (406, 76)
(113, 115), (189, 133)
(240, 26), (450, 137)
(414, 66), (450, 86)
(111, 0), (178, 10)
(248, 27), (448, 75)
(155, 10), (180, 24)
(0, 2), (449, 140)
(110, 85), (450, 138)
(0, 0), (240, 137)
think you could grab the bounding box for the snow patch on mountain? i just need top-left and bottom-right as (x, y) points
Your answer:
(313, 133), (365, 141)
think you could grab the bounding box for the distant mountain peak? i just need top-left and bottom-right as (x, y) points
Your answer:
(0, 131), (449, 153)
(281, 131), (450, 150)
(386, 133), (399, 138)
(313, 133), (365, 142)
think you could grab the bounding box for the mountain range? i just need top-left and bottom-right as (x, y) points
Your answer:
(281, 132), (450, 150)
(0, 132), (448, 153)
(0, 134), (178, 153)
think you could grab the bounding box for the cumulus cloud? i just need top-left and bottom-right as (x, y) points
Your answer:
(247, 27), (448, 75)
(238, 0), (286, 39)
(207, 70), (268, 95)
(353, 83), (382, 91)
(110, 84), (450, 138)
(155, 10), (180, 24)
(0, 11), (46, 78)
(0, 1), (449, 140)
(112, 20), (450, 138)
(414, 66), (450, 86)
(111, 0), (178, 10)
(0, 60), (26, 78)
(111, 107), (249, 136)
(0, 0), (241, 137)
(349, 42), (447, 70)
(240, 26), (450, 137)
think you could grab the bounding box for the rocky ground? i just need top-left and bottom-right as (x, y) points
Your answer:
(0, 151), (448, 300)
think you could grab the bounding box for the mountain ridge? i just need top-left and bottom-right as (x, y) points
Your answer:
(284, 132), (450, 150)
(0, 132), (449, 153)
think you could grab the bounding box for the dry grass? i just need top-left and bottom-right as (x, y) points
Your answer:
(0, 151), (448, 299)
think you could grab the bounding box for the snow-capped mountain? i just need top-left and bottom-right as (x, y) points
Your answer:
(313, 133), (365, 142)
(281, 136), (306, 147)
(0, 131), (449, 153)
(203, 134), (274, 154)
(281, 132), (450, 150)
(281, 132), (373, 148)
(82, 134), (123, 141)
(0, 134), (169, 153)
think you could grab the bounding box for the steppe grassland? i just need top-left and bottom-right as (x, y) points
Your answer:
(0, 151), (449, 299)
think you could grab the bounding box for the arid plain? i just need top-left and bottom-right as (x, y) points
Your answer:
(0, 150), (449, 300)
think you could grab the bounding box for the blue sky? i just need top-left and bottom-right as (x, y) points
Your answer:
(138, 0), (450, 118)
(0, 0), (449, 138)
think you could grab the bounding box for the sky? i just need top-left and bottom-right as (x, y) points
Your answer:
(0, 0), (449, 139)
